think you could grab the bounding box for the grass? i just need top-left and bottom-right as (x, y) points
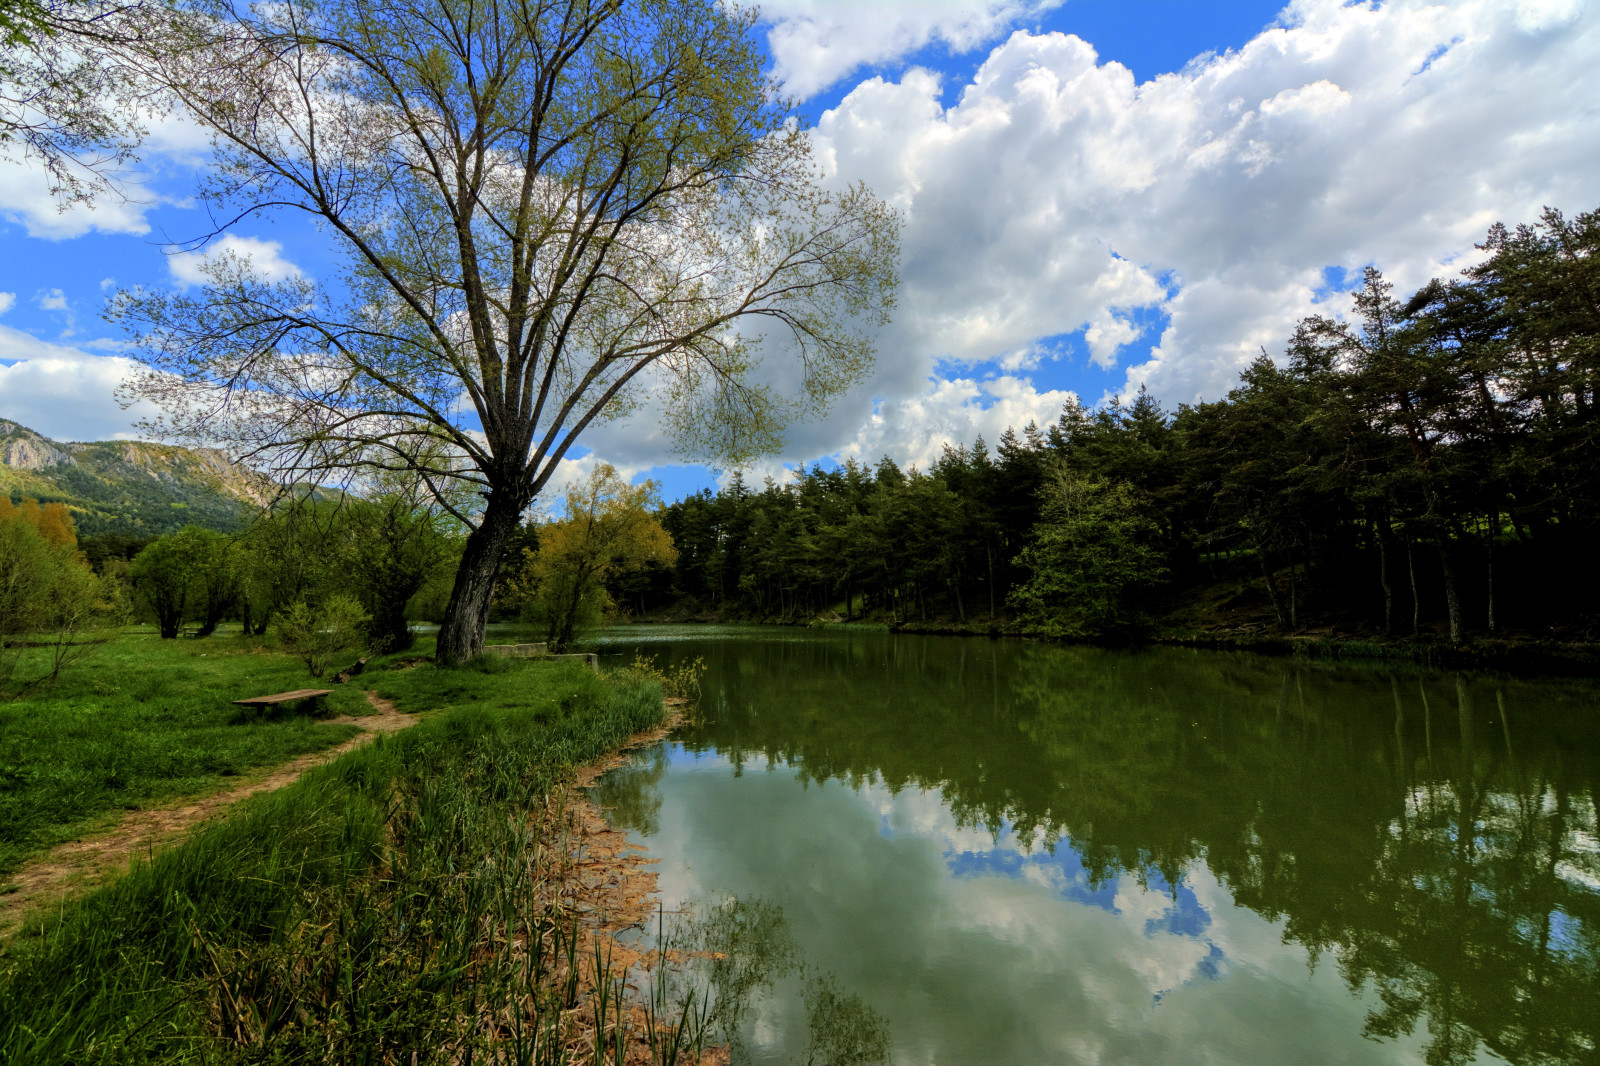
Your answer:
(0, 652), (670, 1064)
(0, 628), (379, 876)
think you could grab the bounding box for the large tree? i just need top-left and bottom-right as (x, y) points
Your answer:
(114, 0), (899, 660)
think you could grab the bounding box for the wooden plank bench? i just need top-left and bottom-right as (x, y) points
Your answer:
(233, 689), (333, 714)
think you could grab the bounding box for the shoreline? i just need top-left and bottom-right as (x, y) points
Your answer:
(609, 616), (1600, 677)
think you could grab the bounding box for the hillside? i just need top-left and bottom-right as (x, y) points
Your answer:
(0, 420), (274, 537)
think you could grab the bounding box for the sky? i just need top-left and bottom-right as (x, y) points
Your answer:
(1, 0), (1597, 505)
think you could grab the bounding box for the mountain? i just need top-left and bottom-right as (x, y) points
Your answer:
(0, 420), (274, 537)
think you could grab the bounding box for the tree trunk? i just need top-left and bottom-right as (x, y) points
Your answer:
(1375, 523), (1394, 636)
(1438, 538), (1464, 646)
(1289, 560), (1299, 631)
(1407, 538), (1421, 638)
(1256, 544), (1291, 630)
(437, 491), (525, 663)
(1485, 513), (1497, 634)
(986, 543), (996, 618)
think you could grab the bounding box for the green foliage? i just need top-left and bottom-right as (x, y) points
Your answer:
(235, 493), (457, 649)
(271, 594), (371, 678)
(614, 651), (707, 700)
(1010, 466), (1167, 638)
(0, 657), (666, 1063)
(127, 525), (236, 639)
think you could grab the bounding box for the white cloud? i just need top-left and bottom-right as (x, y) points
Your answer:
(0, 326), (159, 441)
(35, 288), (68, 312)
(0, 106), (218, 240)
(0, 293), (14, 316)
(795, 0), (1600, 413)
(760, 0), (1067, 101)
(168, 234), (304, 288)
(830, 374), (1077, 473)
(0, 167), (155, 238)
(1516, 0), (1583, 32)
(527, 450), (658, 518)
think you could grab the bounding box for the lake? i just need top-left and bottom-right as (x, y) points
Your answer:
(589, 625), (1600, 1066)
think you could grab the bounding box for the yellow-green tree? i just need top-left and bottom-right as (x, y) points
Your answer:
(512, 464), (675, 651)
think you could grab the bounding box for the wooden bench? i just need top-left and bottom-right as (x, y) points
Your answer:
(233, 688), (332, 714)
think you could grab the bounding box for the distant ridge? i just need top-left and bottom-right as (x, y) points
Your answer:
(0, 419), (273, 537)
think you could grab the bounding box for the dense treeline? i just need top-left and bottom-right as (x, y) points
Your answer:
(650, 205), (1600, 644)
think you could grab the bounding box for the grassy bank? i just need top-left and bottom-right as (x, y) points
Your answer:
(0, 654), (667, 1064)
(0, 631), (380, 875)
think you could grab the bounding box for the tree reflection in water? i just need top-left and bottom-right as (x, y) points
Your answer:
(594, 629), (1600, 1066)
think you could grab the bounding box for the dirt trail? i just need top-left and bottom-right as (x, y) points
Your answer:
(0, 694), (418, 938)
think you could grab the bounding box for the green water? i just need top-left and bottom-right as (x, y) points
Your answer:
(590, 625), (1600, 1066)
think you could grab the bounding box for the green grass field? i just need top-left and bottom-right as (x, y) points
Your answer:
(0, 628), (386, 876)
(0, 648), (668, 1063)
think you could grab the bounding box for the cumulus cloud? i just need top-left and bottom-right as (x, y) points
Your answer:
(168, 234), (304, 288)
(793, 0), (1600, 417)
(830, 374), (1078, 472)
(0, 326), (159, 441)
(761, 0), (1067, 101)
(0, 293), (14, 316)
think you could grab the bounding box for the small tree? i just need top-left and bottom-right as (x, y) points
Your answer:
(336, 481), (459, 653)
(0, 500), (116, 690)
(188, 527), (238, 637)
(128, 533), (195, 638)
(128, 525), (235, 638)
(510, 464), (676, 651)
(1010, 465), (1168, 638)
(272, 594), (370, 678)
(236, 499), (330, 635)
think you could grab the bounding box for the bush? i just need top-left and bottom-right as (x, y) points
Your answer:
(271, 594), (371, 677)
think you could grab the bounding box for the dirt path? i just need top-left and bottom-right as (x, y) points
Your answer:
(0, 694), (418, 938)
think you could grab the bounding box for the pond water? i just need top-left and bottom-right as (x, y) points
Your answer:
(589, 625), (1600, 1066)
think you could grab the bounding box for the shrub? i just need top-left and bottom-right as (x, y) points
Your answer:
(272, 594), (371, 677)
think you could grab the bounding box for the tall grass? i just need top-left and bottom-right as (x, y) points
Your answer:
(0, 657), (673, 1064)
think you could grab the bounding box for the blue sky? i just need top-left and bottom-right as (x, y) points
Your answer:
(1, 0), (1597, 505)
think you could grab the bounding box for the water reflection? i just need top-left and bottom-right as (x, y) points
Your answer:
(654, 896), (892, 1066)
(594, 627), (1600, 1066)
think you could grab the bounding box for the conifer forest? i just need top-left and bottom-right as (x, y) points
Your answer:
(639, 206), (1600, 646)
